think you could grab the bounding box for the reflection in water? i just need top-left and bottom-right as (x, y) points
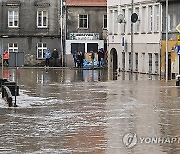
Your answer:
(0, 68), (179, 154)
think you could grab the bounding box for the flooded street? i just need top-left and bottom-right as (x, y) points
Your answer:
(0, 68), (180, 154)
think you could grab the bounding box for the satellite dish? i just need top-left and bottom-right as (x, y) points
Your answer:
(131, 13), (138, 23)
(117, 14), (125, 23)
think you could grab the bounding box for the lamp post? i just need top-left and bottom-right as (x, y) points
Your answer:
(14, 51), (18, 107)
(1, 39), (4, 78)
(131, 0), (134, 73)
(60, 0), (63, 67)
(165, 0), (168, 82)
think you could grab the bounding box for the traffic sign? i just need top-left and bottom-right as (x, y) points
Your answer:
(131, 13), (138, 23)
(176, 23), (180, 33)
(178, 46), (180, 52)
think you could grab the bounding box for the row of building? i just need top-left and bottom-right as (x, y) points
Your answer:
(108, 0), (180, 79)
(0, 0), (180, 78)
(0, 0), (107, 67)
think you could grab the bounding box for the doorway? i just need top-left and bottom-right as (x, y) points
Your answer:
(110, 48), (118, 70)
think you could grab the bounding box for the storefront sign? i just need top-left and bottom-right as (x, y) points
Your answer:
(69, 33), (99, 40)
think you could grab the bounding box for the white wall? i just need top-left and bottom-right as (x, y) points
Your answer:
(107, 0), (162, 74)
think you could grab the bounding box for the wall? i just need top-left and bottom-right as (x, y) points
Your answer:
(67, 6), (107, 41)
(161, 40), (179, 78)
(0, 0), (62, 66)
(107, 0), (161, 73)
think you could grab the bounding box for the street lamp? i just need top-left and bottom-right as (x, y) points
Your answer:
(131, 0), (134, 73)
(14, 50), (18, 107)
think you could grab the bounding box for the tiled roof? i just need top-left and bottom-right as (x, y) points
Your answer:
(66, 0), (107, 6)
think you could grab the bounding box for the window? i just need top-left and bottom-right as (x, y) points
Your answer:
(154, 5), (160, 32)
(103, 14), (107, 29)
(121, 9), (126, 33)
(141, 6), (146, 33)
(87, 43), (98, 53)
(71, 43), (85, 54)
(155, 53), (158, 73)
(8, 10), (19, 27)
(148, 6), (153, 32)
(142, 53), (145, 72)
(114, 10), (118, 34)
(148, 53), (152, 73)
(37, 43), (47, 59)
(122, 52), (125, 70)
(8, 43), (18, 52)
(128, 8), (132, 33)
(109, 10), (113, 34)
(135, 7), (140, 33)
(79, 14), (88, 29)
(37, 10), (48, 28)
(129, 52), (131, 70)
(135, 53), (138, 71)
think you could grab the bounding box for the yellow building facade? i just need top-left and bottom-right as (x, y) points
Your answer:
(161, 40), (179, 79)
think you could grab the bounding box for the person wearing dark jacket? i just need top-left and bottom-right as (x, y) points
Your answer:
(97, 49), (102, 67)
(80, 51), (84, 68)
(52, 49), (59, 67)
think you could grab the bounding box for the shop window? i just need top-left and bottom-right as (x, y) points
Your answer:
(71, 43), (85, 54)
(87, 43), (98, 53)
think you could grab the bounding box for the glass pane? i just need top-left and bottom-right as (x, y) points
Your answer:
(43, 43), (47, 47)
(43, 11), (47, 17)
(43, 17), (47, 26)
(38, 50), (42, 58)
(9, 43), (13, 47)
(84, 20), (87, 28)
(38, 17), (41, 26)
(38, 11), (42, 17)
(14, 43), (18, 47)
(9, 22), (13, 26)
(9, 11), (13, 16)
(79, 20), (83, 27)
(38, 43), (42, 47)
(14, 21), (18, 26)
(79, 15), (83, 19)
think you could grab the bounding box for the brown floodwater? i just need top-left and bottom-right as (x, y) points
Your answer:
(0, 68), (180, 154)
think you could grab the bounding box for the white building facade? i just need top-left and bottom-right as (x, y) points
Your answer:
(107, 0), (162, 74)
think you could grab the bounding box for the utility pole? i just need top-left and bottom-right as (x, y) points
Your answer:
(60, 0), (63, 67)
(165, 0), (168, 81)
(1, 38), (4, 78)
(131, 0), (134, 73)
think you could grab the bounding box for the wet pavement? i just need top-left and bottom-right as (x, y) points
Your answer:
(0, 68), (180, 154)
